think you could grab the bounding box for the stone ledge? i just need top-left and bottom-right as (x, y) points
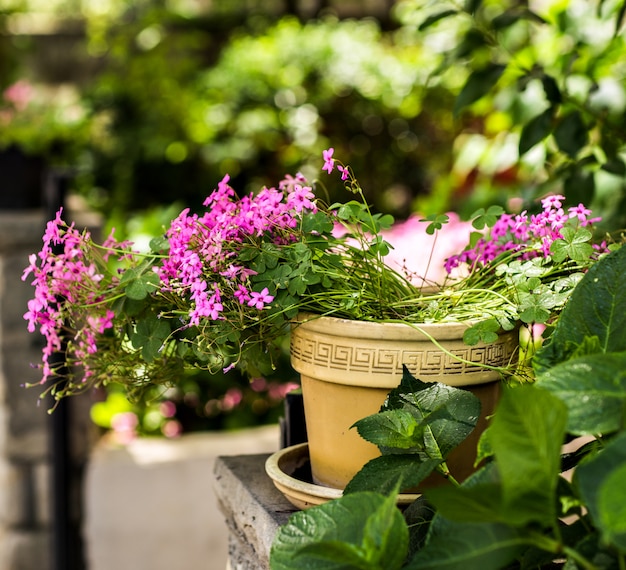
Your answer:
(213, 454), (297, 570)
(0, 211), (46, 252)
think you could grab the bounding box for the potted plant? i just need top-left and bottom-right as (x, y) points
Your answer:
(269, 240), (626, 570)
(23, 149), (605, 488)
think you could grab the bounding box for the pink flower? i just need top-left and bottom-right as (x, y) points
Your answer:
(541, 194), (565, 210)
(322, 148), (335, 174)
(247, 287), (274, 310)
(286, 184), (316, 213)
(337, 165), (349, 181)
(234, 284), (251, 304)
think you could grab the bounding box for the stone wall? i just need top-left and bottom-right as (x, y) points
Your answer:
(0, 208), (94, 570)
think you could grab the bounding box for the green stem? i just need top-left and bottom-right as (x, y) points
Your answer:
(383, 318), (517, 375)
(436, 461), (460, 486)
(528, 532), (598, 570)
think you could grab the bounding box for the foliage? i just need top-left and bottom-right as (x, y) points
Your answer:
(0, 79), (92, 163)
(90, 364), (298, 440)
(73, 7), (460, 221)
(22, 150), (607, 404)
(270, 244), (626, 569)
(395, 0), (626, 228)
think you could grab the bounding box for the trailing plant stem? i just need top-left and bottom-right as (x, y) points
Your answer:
(384, 319), (516, 376)
(529, 532), (598, 570)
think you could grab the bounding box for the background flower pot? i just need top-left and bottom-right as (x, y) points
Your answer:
(290, 314), (518, 490)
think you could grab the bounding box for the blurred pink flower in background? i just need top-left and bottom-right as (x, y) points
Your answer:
(3, 80), (33, 110)
(382, 213), (473, 285)
(111, 412), (139, 445)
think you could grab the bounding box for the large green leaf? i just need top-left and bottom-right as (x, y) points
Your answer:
(598, 463), (626, 551)
(575, 432), (626, 553)
(487, 385), (567, 526)
(269, 491), (408, 570)
(536, 352), (626, 435)
(344, 454), (443, 495)
(353, 410), (421, 450)
(534, 245), (626, 372)
(426, 386), (567, 527)
(375, 367), (481, 460)
(405, 520), (526, 570)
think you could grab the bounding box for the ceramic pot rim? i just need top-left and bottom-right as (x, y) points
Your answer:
(292, 312), (480, 342)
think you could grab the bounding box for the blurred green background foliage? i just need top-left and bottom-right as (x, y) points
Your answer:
(3, 0), (626, 434)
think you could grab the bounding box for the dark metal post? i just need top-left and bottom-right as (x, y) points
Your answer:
(44, 169), (85, 570)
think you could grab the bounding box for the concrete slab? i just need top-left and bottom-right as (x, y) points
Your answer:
(84, 426), (280, 570)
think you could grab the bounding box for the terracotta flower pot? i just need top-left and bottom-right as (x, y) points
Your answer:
(290, 313), (518, 490)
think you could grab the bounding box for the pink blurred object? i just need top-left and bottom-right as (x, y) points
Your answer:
(382, 213), (473, 285)
(3, 80), (33, 111)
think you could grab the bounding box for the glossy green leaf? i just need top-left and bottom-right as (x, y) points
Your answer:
(405, 520), (525, 570)
(427, 387), (565, 527)
(354, 410), (420, 449)
(425, 480), (507, 524)
(378, 367), (481, 460)
(575, 432), (626, 553)
(536, 352), (626, 435)
(148, 235), (169, 253)
(122, 268), (160, 300)
(454, 64), (506, 115)
(597, 463), (626, 551)
(534, 245), (626, 371)
(345, 454), (442, 495)
(554, 111), (588, 157)
(488, 385), (566, 525)
(270, 491), (408, 570)
(519, 107), (554, 155)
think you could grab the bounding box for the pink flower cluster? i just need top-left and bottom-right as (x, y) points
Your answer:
(444, 195), (602, 273)
(159, 173), (317, 326)
(21, 209), (120, 384)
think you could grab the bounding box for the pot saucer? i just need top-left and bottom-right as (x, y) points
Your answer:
(264, 442), (419, 510)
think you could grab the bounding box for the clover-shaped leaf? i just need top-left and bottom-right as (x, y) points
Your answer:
(122, 269), (160, 301)
(519, 293), (553, 324)
(419, 213), (450, 235)
(130, 314), (170, 362)
(471, 205), (505, 230)
(550, 226), (593, 263)
(463, 319), (500, 345)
